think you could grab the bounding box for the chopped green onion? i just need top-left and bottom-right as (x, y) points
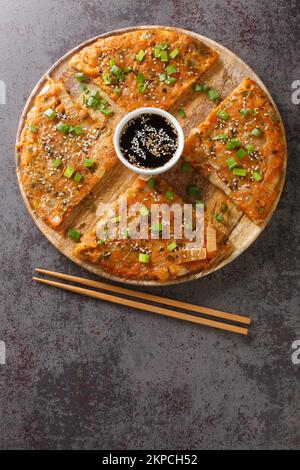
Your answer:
(109, 58), (116, 68)
(212, 134), (228, 141)
(138, 82), (147, 94)
(74, 126), (84, 135)
(114, 87), (121, 94)
(75, 73), (87, 82)
(245, 144), (255, 153)
(252, 170), (262, 181)
(217, 110), (229, 121)
(207, 89), (220, 102)
(68, 228), (82, 242)
(167, 242), (177, 252)
(193, 83), (203, 92)
(148, 177), (155, 189)
(165, 77), (176, 86)
(110, 64), (122, 76)
(251, 127), (263, 137)
(100, 107), (113, 115)
(90, 89), (100, 99)
(56, 122), (69, 134)
(44, 108), (57, 120)
(86, 96), (98, 108)
(240, 108), (257, 117)
(166, 64), (178, 75)
(215, 213), (224, 223)
(236, 148), (248, 159)
(136, 73), (146, 83)
(181, 161), (190, 173)
(202, 84), (210, 92)
(84, 158), (95, 168)
(64, 167), (75, 179)
(80, 82), (88, 92)
(159, 42), (168, 51)
(226, 138), (241, 150)
(29, 124), (37, 133)
(98, 239), (105, 246)
(178, 108), (186, 118)
(169, 48), (179, 59)
(160, 50), (168, 62)
(139, 206), (149, 217)
(165, 190), (174, 200)
(102, 72), (112, 85)
(226, 157), (238, 170)
(159, 73), (167, 82)
(53, 158), (62, 168)
(152, 222), (163, 233)
(123, 66), (133, 74)
(154, 47), (161, 59)
(136, 49), (146, 62)
(139, 253), (150, 264)
(74, 172), (83, 183)
(187, 185), (200, 197)
(232, 168), (247, 177)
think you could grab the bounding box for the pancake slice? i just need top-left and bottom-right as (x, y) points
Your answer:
(182, 78), (286, 225)
(17, 78), (118, 231)
(73, 177), (232, 282)
(69, 29), (219, 113)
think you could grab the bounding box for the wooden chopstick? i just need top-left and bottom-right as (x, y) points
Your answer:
(35, 268), (251, 326)
(33, 276), (249, 337)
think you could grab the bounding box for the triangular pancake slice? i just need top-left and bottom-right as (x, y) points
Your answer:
(17, 78), (118, 231)
(182, 78), (286, 225)
(73, 177), (232, 282)
(69, 29), (218, 113)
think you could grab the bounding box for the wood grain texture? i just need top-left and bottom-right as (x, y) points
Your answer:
(15, 26), (287, 286)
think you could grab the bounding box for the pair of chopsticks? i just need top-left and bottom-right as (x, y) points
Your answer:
(33, 269), (251, 336)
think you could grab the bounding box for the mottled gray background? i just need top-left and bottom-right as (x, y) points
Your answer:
(0, 0), (299, 450)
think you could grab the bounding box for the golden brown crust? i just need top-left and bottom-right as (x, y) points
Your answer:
(17, 79), (117, 230)
(183, 78), (286, 225)
(69, 29), (219, 112)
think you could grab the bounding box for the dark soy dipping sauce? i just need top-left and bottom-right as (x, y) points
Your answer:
(120, 113), (178, 169)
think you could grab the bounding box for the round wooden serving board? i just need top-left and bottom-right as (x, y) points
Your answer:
(16, 26), (287, 286)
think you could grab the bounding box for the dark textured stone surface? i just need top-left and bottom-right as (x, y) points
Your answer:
(0, 0), (299, 450)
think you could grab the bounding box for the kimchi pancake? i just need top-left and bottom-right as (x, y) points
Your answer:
(69, 29), (219, 112)
(73, 177), (232, 282)
(17, 78), (117, 230)
(182, 78), (286, 225)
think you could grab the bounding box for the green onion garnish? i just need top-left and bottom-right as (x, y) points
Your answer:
(181, 161), (190, 173)
(159, 73), (167, 82)
(252, 170), (262, 181)
(86, 96), (98, 108)
(98, 239), (105, 246)
(207, 89), (220, 102)
(138, 82), (147, 94)
(187, 185), (200, 197)
(236, 148), (248, 159)
(245, 144), (255, 153)
(217, 110), (229, 121)
(102, 72), (112, 85)
(74, 126), (84, 135)
(202, 84), (210, 92)
(232, 168), (247, 177)
(251, 128), (263, 137)
(136, 49), (146, 62)
(167, 242), (177, 252)
(100, 107), (113, 115)
(152, 222), (163, 233)
(240, 108), (257, 117)
(178, 108), (186, 118)
(215, 213), (224, 223)
(75, 73), (87, 82)
(159, 43), (168, 51)
(154, 47), (161, 59)
(56, 122), (69, 134)
(68, 228), (82, 242)
(169, 48), (179, 59)
(226, 138), (241, 150)
(165, 190), (174, 200)
(148, 177), (155, 189)
(160, 50), (168, 62)
(165, 77), (176, 86)
(53, 159), (62, 168)
(212, 134), (228, 141)
(74, 172), (83, 183)
(110, 64), (122, 76)
(29, 124), (37, 133)
(44, 108), (57, 119)
(139, 253), (150, 264)
(84, 159), (95, 168)
(109, 58), (116, 67)
(166, 64), (178, 75)
(64, 167), (75, 179)
(193, 83), (203, 92)
(139, 206), (149, 217)
(136, 73), (146, 83)
(226, 157), (238, 170)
